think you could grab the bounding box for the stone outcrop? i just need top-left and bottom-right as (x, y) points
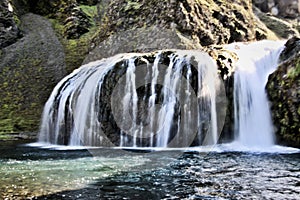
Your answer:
(86, 0), (275, 62)
(253, 0), (300, 39)
(267, 37), (300, 148)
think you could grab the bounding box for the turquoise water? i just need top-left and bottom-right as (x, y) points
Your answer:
(1, 140), (299, 199)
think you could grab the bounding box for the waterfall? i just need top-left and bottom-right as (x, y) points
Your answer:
(226, 40), (285, 147)
(38, 40), (285, 149)
(38, 50), (221, 148)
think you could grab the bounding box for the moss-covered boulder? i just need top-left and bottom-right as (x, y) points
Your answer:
(267, 37), (300, 148)
(0, 13), (66, 134)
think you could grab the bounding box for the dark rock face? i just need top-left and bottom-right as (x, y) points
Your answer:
(0, 0), (22, 49)
(0, 13), (66, 133)
(267, 37), (300, 148)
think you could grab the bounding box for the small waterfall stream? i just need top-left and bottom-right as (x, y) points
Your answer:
(226, 40), (285, 148)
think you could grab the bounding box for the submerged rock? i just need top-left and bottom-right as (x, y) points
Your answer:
(267, 37), (300, 148)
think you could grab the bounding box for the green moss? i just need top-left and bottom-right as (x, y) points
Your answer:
(13, 14), (21, 26)
(0, 134), (14, 140)
(79, 5), (97, 19)
(124, 1), (142, 12)
(0, 119), (14, 133)
(287, 59), (300, 79)
(0, 56), (47, 134)
(64, 37), (90, 73)
(49, 19), (64, 35)
(49, 15), (101, 73)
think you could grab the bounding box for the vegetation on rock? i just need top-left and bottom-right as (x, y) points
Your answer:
(267, 37), (300, 148)
(0, 13), (66, 134)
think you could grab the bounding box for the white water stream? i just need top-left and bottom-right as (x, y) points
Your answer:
(39, 50), (220, 148)
(226, 40), (285, 147)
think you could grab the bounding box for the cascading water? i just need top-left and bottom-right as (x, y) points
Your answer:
(38, 40), (286, 149)
(226, 40), (285, 148)
(38, 50), (221, 148)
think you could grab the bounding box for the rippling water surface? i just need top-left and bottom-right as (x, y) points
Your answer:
(0, 140), (299, 199)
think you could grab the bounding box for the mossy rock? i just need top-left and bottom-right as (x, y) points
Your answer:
(267, 38), (300, 148)
(0, 13), (66, 134)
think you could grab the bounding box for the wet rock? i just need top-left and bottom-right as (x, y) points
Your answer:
(266, 37), (300, 148)
(279, 36), (300, 61)
(207, 47), (237, 143)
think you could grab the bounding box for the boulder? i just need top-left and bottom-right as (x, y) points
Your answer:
(0, 13), (66, 133)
